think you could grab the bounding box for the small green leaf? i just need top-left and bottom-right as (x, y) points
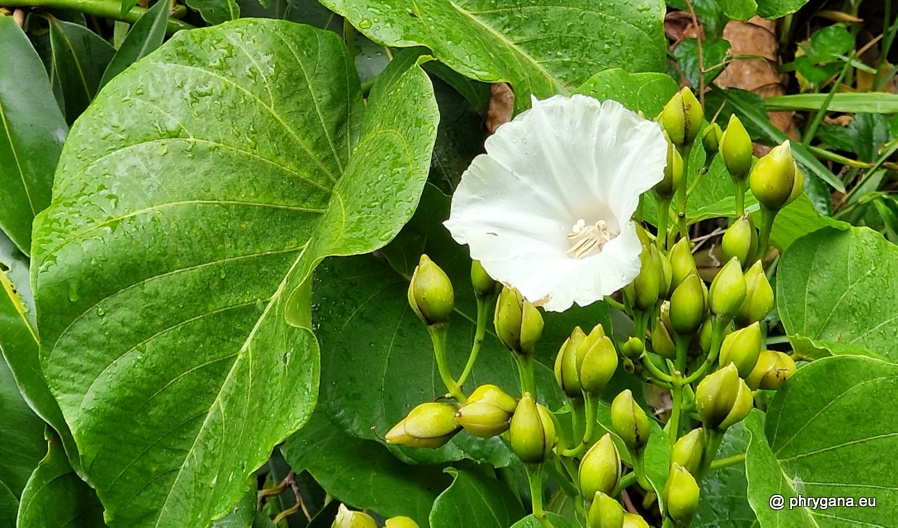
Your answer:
(46, 17), (115, 124)
(15, 429), (106, 527)
(810, 25), (854, 58)
(745, 356), (898, 524)
(765, 93), (898, 114)
(767, 194), (848, 251)
(848, 113), (892, 163)
(99, 0), (170, 88)
(184, 0), (239, 26)
(281, 410), (450, 527)
(778, 227), (898, 360)
(576, 68), (678, 118)
(720, 0), (757, 21)
(430, 468), (525, 528)
(511, 512), (576, 528)
(0, 16), (66, 254)
(323, 0), (667, 111)
(755, 0), (810, 19)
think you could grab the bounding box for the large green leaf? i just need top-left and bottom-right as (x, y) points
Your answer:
(32, 20), (438, 528)
(0, 16), (66, 254)
(98, 0), (170, 88)
(745, 356), (898, 526)
(429, 468), (525, 528)
(778, 227), (898, 361)
(324, 0), (667, 110)
(15, 430), (106, 527)
(281, 410), (450, 527)
(576, 68), (678, 119)
(512, 513), (576, 528)
(46, 17), (115, 124)
(694, 420), (756, 527)
(768, 194), (848, 251)
(0, 344), (46, 525)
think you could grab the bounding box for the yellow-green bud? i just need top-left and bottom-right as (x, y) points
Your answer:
(719, 322), (762, 377)
(745, 350), (796, 390)
(555, 327), (586, 397)
(670, 272), (708, 336)
(652, 244), (673, 298)
(736, 261), (774, 326)
(587, 492), (625, 528)
(579, 336), (619, 396)
(467, 384), (517, 413)
(722, 216), (757, 265)
(750, 141), (796, 210)
(509, 393), (556, 463)
(702, 122), (722, 154)
(495, 286), (544, 355)
(787, 162), (805, 205)
(663, 464), (700, 527)
(610, 390), (651, 453)
(709, 257), (747, 318)
(579, 433), (621, 499)
(656, 131), (684, 199)
(333, 505), (377, 528)
(720, 114), (752, 180)
(695, 364), (753, 430)
(471, 260), (496, 297)
(455, 401), (512, 437)
(671, 428), (705, 475)
(623, 513), (651, 528)
(669, 237), (697, 292)
(657, 88), (703, 147)
(408, 254), (454, 326)
(384, 517), (420, 528)
(632, 247), (662, 310)
(621, 337), (645, 360)
(652, 302), (677, 359)
(385, 402), (460, 448)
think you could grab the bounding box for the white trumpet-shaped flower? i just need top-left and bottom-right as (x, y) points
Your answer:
(444, 95), (667, 312)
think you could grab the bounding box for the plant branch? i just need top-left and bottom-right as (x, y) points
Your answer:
(0, 0), (193, 33)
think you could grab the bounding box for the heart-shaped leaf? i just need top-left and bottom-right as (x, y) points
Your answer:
(32, 20), (438, 528)
(430, 468), (525, 528)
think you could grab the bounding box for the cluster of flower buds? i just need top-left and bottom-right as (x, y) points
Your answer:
(554, 324), (619, 398)
(332, 505), (421, 528)
(495, 286), (544, 356)
(455, 384), (518, 437)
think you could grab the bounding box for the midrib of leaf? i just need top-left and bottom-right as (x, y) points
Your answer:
(0, 100), (36, 215)
(152, 244), (311, 528)
(0, 265), (38, 344)
(49, 18), (93, 101)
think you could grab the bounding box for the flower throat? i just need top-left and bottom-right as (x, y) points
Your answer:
(566, 219), (616, 259)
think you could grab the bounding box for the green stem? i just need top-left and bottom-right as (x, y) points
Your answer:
(642, 355), (674, 384)
(710, 452), (745, 470)
(612, 471), (638, 496)
(696, 428), (725, 483)
(604, 297), (628, 313)
(515, 354), (537, 397)
(657, 196), (672, 251)
(875, 0), (898, 91)
(734, 178), (746, 217)
(676, 143), (694, 241)
(682, 316), (724, 385)
(568, 398), (584, 450)
(557, 453), (581, 491)
(631, 450), (652, 491)
(525, 464), (553, 528)
(802, 53), (854, 145)
(1, 0), (193, 33)
(561, 393), (597, 458)
(545, 456), (579, 497)
(668, 378), (684, 447)
(458, 296), (490, 386)
(754, 206), (776, 263)
(427, 325), (466, 403)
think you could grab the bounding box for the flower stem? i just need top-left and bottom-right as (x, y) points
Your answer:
(642, 355), (673, 384)
(657, 196), (672, 251)
(427, 325), (466, 403)
(734, 178), (746, 217)
(754, 206), (777, 263)
(0, 0), (193, 33)
(710, 452), (745, 470)
(676, 143), (694, 241)
(458, 295), (491, 387)
(613, 471), (638, 496)
(697, 428), (725, 484)
(525, 464), (554, 528)
(682, 316), (724, 385)
(515, 353), (537, 397)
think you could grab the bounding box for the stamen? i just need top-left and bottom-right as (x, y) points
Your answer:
(566, 219), (615, 259)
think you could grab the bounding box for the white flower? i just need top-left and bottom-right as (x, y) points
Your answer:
(444, 95), (667, 312)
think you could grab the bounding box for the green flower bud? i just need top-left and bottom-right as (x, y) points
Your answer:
(632, 247), (661, 311)
(709, 257), (747, 318)
(385, 517), (419, 528)
(719, 322), (762, 377)
(579, 433), (622, 499)
(455, 401), (512, 437)
(736, 261), (774, 326)
(587, 492), (625, 528)
(722, 216), (757, 265)
(671, 428), (705, 475)
(745, 350), (796, 390)
(579, 336), (619, 396)
(385, 402), (460, 448)
(610, 390), (651, 453)
(720, 114), (752, 180)
(621, 337), (645, 360)
(333, 505), (377, 528)
(652, 244), (673, 298)
(655, 131), (684, 199)
(471, 260), (496, 297)
(509, 393), (556, 463)
(701, 122), (722, 154)
(623, 513), (651, 528)
(657, 88), (703, 147)
(408, 254), (454, 326)
(652, 302), (677, 359)
(670, 272), (708, 336)
(495, 286), (544, 355)
(663, 464), (700, 527)
(555, 327), (586, 397)
(577, 324), (608, 370)
(669, 237), (697, 292)
(695, 364), (753, 430)
(786, 162), (804, 206)
(697, 317), (721, 356)
(750, 141), (796, 210)
(467, 384), (517, 413)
